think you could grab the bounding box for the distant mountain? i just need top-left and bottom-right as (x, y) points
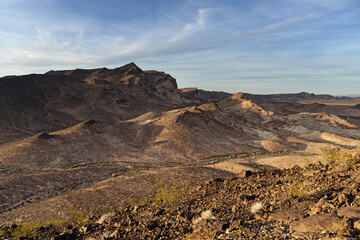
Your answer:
(180, 89), (356, 105)
(179, 87), (231, 103)
(344, 94), (360, 98)
(243, 91), (352, 101)
(353, 104), (360, 109)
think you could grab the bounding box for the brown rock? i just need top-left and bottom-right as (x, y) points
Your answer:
(268, 209), (304, 224)
(333, 193), (350, 206)
(290, 213), (345, 237)
(310, 196), (335, 214)
(309, 207), (321, 216)
(192, 219), (224, 238)
(109, 230), (119, 238)
(337, 207), (360, 221)
(239, 170), (252, 178)
(354, 175), (360, 184)
(354, 220), (360, 230)
(96, 213), (115, 224)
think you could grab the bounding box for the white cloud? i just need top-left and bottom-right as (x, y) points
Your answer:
(234, 14), (321, 39)
(0, 11), (322, 75)
(168, 8), (211, 43)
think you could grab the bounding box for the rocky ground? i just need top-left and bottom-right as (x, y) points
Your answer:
(2, 160), (360, 239)
(1, 64), (360, 239)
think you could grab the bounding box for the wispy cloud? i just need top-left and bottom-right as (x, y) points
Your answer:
(0, 0), (359, 94)
(233, 14), (321, 39)
(169, 8), (210, 43)
(0, 3), (323, 71)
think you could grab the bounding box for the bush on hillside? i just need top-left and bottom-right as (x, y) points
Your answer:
(321, 145), (360, 166)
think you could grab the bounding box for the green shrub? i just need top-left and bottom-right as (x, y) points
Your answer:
(9, 222), (42, 238)
(289, 179), (312, 198)
(321, 146), (360, 166)
(152, 177), (189, 206)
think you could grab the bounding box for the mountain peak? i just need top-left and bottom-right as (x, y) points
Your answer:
(229, 92), (245, 101)
(115, 62), (143, 75)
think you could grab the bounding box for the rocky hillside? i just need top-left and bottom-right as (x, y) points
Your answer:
(2, 91), (359, 173)
(0, 63), (191, 143)
(1, 88), (360, 221)
(5, 160), (359, 239)
(1, 64), (360, 239)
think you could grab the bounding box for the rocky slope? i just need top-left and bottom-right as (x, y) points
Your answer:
(6, 160), (359, 239)
(1, 64), (360, 239)
(1, 88), (360, 220)
(0, 63), (191, 143)
(2, 91), (359, 173)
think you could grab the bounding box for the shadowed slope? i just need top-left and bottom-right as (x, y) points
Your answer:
(0, 63), (191, 143)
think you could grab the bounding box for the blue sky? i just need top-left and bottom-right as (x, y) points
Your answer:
(0, 0), (359, 95)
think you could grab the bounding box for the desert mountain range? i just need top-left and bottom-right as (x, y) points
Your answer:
(0, 63), (360, 239)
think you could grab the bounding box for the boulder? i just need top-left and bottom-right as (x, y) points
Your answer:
(268, 209), (304, 224)
(290, 213), (346, 238)
(337, 207), (360, 221)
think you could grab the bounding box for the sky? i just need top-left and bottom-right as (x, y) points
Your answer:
(0, 0), (359, 95)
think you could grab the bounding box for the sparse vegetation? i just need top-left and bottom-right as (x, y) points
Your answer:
(289, 179), (312, 198)
(232, 223), (246, 236)
(152, 177), (189, 206)
(321, 145), (360, 166)
(70, 209), (92, 226)
(207, 150), (293, 166)
(185, 232), (194, 239)
(9, 222), (42, 238)
(1, 204), (117, 238)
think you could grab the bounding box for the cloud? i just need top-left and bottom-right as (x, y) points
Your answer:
(169, 8), (210, 43)
(234, 14), (321, 39)
(0, 9), (322, 74)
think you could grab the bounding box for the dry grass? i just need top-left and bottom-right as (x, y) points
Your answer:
(289, 179), (313, 199)
(321, 146), (360, 166)
(152, 177), (189, 206)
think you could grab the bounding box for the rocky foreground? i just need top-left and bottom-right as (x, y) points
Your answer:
(2, 160), (359, 239)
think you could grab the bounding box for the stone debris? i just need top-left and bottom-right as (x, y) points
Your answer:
(2, 162), (360, 239)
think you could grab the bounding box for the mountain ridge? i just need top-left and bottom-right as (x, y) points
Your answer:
(0, 63), (192, 143)
(1, 63), (360, 238)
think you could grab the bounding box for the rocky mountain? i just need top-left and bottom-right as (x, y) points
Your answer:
(0, 63), (360, 239)
(0, 63), (191, 143)
(1, 87), (359, 222)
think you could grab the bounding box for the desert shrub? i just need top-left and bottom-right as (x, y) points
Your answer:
(9, 222), (42, 238)
(152, 177), (189, 206)
(321, 146), (360, 166)
(7, 211), (90, 238)
(70, 210), (90, 226)
(185, 232), (194, 239)
(232, 223), (246, 236)
(289, 179), (312, 198)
